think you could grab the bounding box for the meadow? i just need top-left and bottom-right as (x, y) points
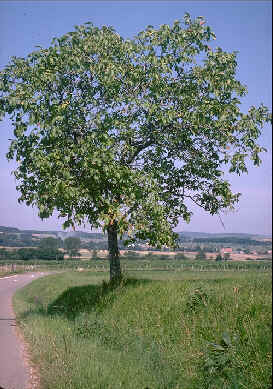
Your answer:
(13, 261), (272, 389)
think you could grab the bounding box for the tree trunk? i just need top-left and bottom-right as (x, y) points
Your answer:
(107, 219), (122, 281)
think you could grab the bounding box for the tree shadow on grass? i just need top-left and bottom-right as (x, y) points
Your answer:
(46, 277), (152, 320)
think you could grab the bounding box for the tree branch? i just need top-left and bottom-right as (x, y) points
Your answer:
(125, 138), (155, 165)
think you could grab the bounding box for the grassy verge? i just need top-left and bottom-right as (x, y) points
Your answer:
(0, 269), (24, 278)
(14, 270), (272, 389)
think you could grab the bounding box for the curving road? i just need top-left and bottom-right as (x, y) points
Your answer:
(0, 272), (48, 389)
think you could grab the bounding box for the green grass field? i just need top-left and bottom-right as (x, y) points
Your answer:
(2, 256), (272, 273)
(14, 268), (272, 389)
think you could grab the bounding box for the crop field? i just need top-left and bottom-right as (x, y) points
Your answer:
(13, 265), (272, 389)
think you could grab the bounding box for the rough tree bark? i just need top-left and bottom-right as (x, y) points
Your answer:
(107, 219), (122, 281)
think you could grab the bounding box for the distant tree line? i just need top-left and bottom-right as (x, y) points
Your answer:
(0, 247), (64, 260)
(0, 236), (82, 260)
(82, 240), (108, 250)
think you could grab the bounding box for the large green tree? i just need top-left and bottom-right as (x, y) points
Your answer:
(0, 14), (271, 280)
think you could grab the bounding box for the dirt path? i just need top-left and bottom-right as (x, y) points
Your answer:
(0, 272), (48, 389)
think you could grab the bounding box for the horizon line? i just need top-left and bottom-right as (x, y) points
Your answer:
(0, 225), (272, 237)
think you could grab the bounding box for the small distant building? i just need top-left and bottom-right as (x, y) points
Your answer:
(221, 247), (232, 255)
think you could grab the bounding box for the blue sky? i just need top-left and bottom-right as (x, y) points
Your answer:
(0, 1), (272, 234)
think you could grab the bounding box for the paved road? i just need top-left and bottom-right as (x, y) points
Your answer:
(0, 272), (47, 389)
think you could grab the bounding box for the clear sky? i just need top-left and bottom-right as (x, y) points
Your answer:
(0, 1), (272, 234)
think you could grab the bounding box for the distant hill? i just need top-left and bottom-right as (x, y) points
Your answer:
(178, 231), (272, 240)
(0, 226), (272, 240)
(177, 232), (272, 247)
(0, 226), (271, 256)
(0, 226), (105, 239)
(0, 226), (20, 233)
(0, 226), (271, 241)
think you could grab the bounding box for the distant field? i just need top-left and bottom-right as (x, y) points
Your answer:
(14, 269), (272, 389)
(1, 257), (272, 277)
(80, 249), (272, 261)
(1, 245), (272, 261)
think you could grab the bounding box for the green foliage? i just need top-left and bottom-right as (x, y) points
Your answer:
(35, 248), (64, 260)
(0, 247), (64, 260)
(0, 248), (17, 260)
(64, 236), (81, 258)
(216, 253), (223, 262)
(64, 237), (81, 250)
(1, 14), (271, 253)
(195, 249), (207, 260)
(185, 287), (210, 312)
(17, 248), (37, 260)
(201, 332), (241, 388)
(39, 236), (61, 249)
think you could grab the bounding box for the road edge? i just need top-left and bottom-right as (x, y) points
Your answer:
(11, 272), (51, 389)
(13, 318), (41, 389)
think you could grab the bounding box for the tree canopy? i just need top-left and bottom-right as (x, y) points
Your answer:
(0, 14), (271, 278)
(64, 236), (81, 258)
(39, 236), (61, 249)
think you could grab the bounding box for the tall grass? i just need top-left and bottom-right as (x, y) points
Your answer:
(14, 270), (272, 389)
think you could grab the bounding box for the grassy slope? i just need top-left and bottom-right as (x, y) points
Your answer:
(14, 271), (272, 389)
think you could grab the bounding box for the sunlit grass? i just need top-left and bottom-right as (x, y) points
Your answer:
(14, 270), (272, 389)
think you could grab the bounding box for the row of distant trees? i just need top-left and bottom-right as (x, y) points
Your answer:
(0, 237), (81, 261)
(195, 249), (230, 261)
(0, 247), (64, 261)
(39, 237), (81, 257)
